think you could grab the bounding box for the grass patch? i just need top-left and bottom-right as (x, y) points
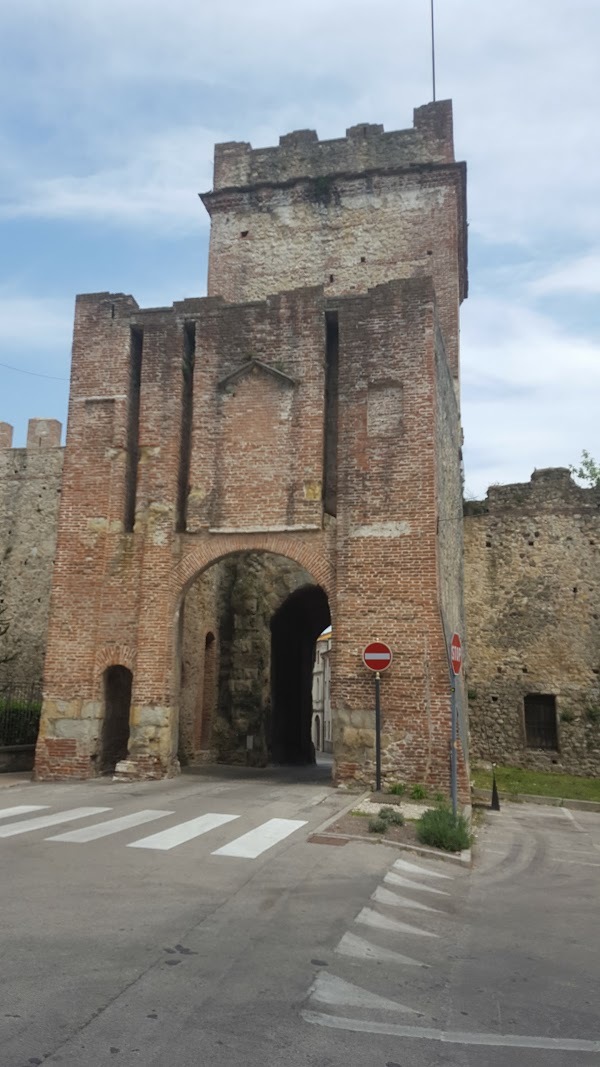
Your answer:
(416, 806), (471, 853)
(409, 784), (428, 801)
(387, 782), (407, 797)
(472, 765), (600, 802)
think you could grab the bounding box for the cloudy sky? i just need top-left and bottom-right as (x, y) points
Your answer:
(1, 0), (598, 496)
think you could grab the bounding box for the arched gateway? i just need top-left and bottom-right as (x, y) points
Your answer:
(35, 99), (469, 798)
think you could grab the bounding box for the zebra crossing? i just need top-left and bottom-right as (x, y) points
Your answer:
(302, 850), (600, 1055)
(0, 802), (307, 858)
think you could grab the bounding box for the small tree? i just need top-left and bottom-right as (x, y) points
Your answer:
(570, 451), (600, 489)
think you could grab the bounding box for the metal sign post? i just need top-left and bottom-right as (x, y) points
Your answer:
(374, 671), (382, 792)
(363, 642), (393, 794)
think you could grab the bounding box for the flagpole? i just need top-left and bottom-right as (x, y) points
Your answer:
(431, 0), (437, 102)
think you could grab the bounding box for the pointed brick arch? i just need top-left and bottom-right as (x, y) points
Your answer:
(172, 532), (333, 603)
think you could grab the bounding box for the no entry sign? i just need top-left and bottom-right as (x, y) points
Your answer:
(363, 641), (393, 672)
(450, 632), (462, 675)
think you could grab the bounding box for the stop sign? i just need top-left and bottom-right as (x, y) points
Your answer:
(363, 641), (393, 672)
(450, 632), (462, 675)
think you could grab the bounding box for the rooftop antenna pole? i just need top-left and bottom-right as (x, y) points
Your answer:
(430, 0), (437, 102)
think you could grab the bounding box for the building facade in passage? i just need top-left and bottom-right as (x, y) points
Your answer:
(23, 100), (469, 792)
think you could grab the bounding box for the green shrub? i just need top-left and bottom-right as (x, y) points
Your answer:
(560, 709), (575, 724)
(387, 782), (407, 797)
(378, 806), (396, 819)
(585, 705), (600, 724)
(383, 808), (404, 827)
(433, 791), (446, 805)
(368, 817), (387, 834)
(409, 783), (428, 801)
(416, 806), (471, 853)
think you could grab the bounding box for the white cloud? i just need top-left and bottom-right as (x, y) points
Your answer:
(530, 253), (600, 296)
(461, 296), (600, 496)
(0, 126), (218, 232)
(0, 295), (73, 352)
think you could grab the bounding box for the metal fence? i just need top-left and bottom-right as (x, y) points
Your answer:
(0, 683), (42, 747)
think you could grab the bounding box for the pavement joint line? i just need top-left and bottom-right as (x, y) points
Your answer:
(301, 1011), (600, 1051)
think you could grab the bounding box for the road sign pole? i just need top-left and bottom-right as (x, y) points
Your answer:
(450, 676), (458, 817)
(375, 671), (382, 793)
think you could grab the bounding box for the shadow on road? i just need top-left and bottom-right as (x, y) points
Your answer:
(181, 752), (334, 786)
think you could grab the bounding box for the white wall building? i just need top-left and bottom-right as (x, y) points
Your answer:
(312, 632), (332, 753)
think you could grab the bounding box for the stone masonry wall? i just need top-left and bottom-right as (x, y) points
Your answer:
(0, 420), (63, 686)
(434, 327), (468, 773)
(202, 101), (467, 379)
(464, 469), (600, 776)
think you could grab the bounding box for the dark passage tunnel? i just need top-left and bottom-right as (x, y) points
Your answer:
(270, 585), (331, 764)
(100, 665), (132, 773)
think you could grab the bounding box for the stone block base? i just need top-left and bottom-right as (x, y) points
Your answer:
(113, 755), (180, 781)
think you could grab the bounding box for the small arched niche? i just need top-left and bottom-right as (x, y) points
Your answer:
(100, 665), (132, 773)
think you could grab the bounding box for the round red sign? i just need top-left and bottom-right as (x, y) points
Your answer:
(363, 641), (393, 672)
(450, 632), (462, 675)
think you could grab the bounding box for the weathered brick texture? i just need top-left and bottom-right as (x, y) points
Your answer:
(34, 99), (468, 793)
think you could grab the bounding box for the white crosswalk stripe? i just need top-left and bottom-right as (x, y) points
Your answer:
(0, 804), (309, 859)
(393, 857), (453, 880)
(383, 871), (450, 895)
(47, 809), (173, 843)
(0, 807), (111, 838)
(371, 885), (441, 913)
(0, 805), (49, 821)
(128, 812), (239, 851)
(212, 817), (307, 858)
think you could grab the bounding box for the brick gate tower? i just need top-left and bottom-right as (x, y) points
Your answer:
(35, 100), (469, 794)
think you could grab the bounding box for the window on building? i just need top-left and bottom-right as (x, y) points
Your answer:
(524, 694), (558, 750)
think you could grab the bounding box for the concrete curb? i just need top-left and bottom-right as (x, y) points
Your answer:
(0, 773), (33, 789)
(308, 828), (471, 867)
(472, 788), (600, 813)
(311, 792), (371, 835)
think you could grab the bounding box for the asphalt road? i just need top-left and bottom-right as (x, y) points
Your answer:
(0, 767), (599, 1067)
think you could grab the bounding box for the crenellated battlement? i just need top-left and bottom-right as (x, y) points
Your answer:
(0, 419), (62, 450)
(464, 468), (600, 516)
(210, 100), (455, 192)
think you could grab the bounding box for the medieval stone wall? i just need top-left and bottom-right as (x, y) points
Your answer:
(29, 98), (468, 790)
(464, 469), (600, 776)
(0, 420), (63, 686)
(203, 101), (467, 378)
(434, 328), (468, 758)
